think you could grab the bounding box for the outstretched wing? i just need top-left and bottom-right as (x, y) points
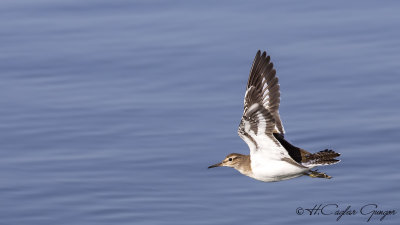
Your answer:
(238, 51), (293, 162)
(245, 50), (284, 135)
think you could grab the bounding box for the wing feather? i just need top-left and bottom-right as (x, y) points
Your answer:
(242, 50), (284, 135)
(238, 50), (299, 164)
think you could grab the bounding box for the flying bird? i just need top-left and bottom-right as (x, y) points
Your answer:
(208, 50), (340, 182)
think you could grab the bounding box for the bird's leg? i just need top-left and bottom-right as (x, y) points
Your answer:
(307, 170), (332, 179)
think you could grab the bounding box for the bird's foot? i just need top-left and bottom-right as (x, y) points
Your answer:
(307, 170), (332, 179)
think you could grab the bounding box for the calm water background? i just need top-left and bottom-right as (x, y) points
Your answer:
(1, 0), (399, 224)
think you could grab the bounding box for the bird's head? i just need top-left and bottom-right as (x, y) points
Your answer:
(208, 153), (246, 169)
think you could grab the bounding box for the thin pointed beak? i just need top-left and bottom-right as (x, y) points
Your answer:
(208, 162), (222, 169)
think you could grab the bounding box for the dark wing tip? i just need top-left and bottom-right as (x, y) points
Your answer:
(261, 51), (267, 58)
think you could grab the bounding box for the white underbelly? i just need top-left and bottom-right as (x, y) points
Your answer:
(250, 158), (309, 182)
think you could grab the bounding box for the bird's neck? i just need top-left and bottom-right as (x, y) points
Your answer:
(235, 155), (253, 177)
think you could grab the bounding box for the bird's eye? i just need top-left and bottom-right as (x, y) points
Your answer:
(228, 158), (233, 161)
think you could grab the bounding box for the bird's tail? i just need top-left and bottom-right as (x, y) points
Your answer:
(302, 149), (340, 167)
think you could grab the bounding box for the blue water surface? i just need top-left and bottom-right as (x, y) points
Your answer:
(0, 0), (399, 224)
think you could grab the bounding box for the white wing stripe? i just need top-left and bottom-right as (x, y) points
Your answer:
(238, 51), (297, 164)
